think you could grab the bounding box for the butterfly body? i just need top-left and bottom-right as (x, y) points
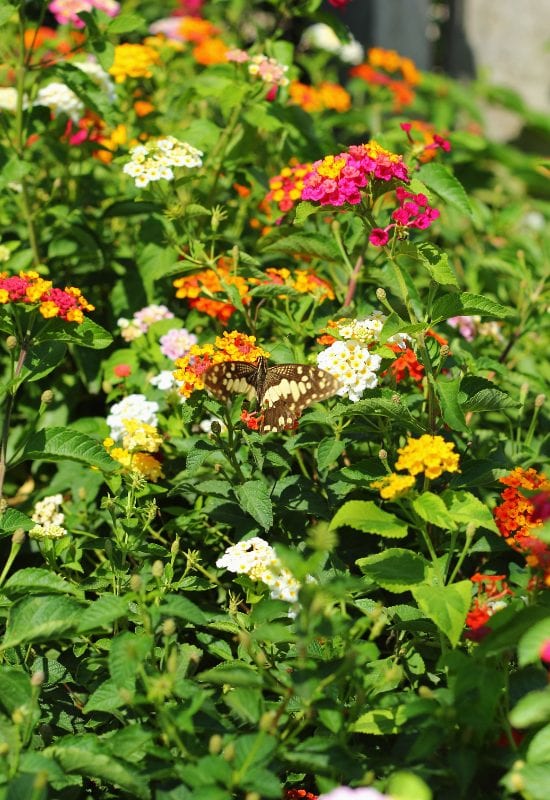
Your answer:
(204, 356), (339, 432)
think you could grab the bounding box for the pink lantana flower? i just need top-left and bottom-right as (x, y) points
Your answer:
(49, 0), (120, 28)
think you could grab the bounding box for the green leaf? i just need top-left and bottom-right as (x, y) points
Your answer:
(509, 689), (550, 728)
(415, 243), (459, 288)
(356, 549), (428, 591)
(107, 12), (145, 33)
(160, 594), (208, 626)
(387, 771), (433, 800)
(21, 427), (117, 472)
(46, 741), (150, 800)
(412, 581), (472, 647)
(83, 680), (125, 714)
(260, 233), (340, 261)
(0, 668), (32, 714)
(441, 490), (499, 533)
(21, 341), (67, 382)
(3, 568), (81, 597)
(432, 292), (513, 322)
(459, 376), (517, 412)
(109, 632), (153, 691)
(316, 438), (346, 471)
(0, 508), (34, 533)
(435, 375), (468, 432)
(504, 762), (550, 800)
(351, 705), (407, 734)
(35, 317), (113, 349)
(234, 733), (277, 769)
(518, 619), (550, 667)
(293, 201), (319, 225)
(417, 163), (473, 217)
(197, 662), (263, 687)
(77, 595), (129, 633)
(330, 501), (409, 538)
(0, 5), (16, 26)
(1, 595), (84, 649)
(527, 725), (550, 764)
(412, 492), (456, 530)
(235, 481), (273, 531)
(343, 396), (426, 434)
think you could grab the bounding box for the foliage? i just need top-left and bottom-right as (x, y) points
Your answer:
(0, 1), (548, 799)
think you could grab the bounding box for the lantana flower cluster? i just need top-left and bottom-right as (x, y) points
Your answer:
(0, 271), (94, 323)
(173, 263), (249, 324)
(372, 435), (460, 500)
(117, 304), (175, 342)
(216, 537), (301, 603)
(401, 120), (451, 163)
(316, 312), (409, 402)
(289, 81), (351, 113)
(447, 315), (504, 343)
(369, 187), (440, 246)
(350, 46), (420, 109)
(267, 161), (312, 213)
(226, 49), (289, 88)
(255, 267), (334, 303)
(301, 141), (408, 207)
(123, 137), (203, 189)
(300, 23), (364, 65)
(464, 573), (512, 641)
(49, 0), (120, 28)
(104, 394), (164, 482)
(159, 327), (199, 360)
(173, 331), (269, 398)
(150, 15), (219, 44)
(493, 467), (550, 586)
(30, 494), (67, 540)
(108, 43), (161, 83)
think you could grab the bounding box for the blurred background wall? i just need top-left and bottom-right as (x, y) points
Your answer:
(337, 0), (550, 141)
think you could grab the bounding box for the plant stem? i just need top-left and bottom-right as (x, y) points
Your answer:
(0, 343), (28, 499)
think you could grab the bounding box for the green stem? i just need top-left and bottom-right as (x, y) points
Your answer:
(0, 342), (28, 499)
(0, 530), (25, 588)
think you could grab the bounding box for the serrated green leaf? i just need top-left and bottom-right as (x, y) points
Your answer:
(0, 508), (34, 533)
(435, 375), (468, 432)
(235, 481), (273, 531)
(77, 595), (129, 633)
(107, 12), (145, 33)
(0, 5), (16, 26)
(261, 233), (339, 261)
(509, 689), (550, 728)
(413, 492), (456, 530)
(3, 568), (81, 597)
(441, 489), (499, 533)
(35, 317), (113, 349)
(432, 292), (513, 322)
(518, 619), (550, 667)
(21, 427), (117, 472)
(459, 376), (517, 412)
(412, 581), (472, 647)
(331, 501), (408, 538)
(83, 680), (125, 714)
(293, 201), (319, 225)
(1, 595), (84, 649)
(417, 163), (473, 217)
(198, 662), (263, 687)
(343, 396), (426, 434)
(415, 242), (459, 288)
(316, 438), (346, 471)
(350, 705), (407, 734)
(0, 668), (32, 714)
(356, 549), (428, 591)
(109, 632), (153, 691)
(160, 594), (208, 625)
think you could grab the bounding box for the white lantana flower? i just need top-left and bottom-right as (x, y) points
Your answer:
(106, 394), (159, 441)
(30, 494), (67, 540)
(34, 82), (84, 122)
(123, 137), (203, 188)
(217, 537), (301, 604)
(317, 340), (382, 402)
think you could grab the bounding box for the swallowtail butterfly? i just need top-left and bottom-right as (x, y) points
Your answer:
(203, 356), (340, 432)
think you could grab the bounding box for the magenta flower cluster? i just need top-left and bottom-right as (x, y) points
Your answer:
(369, 187), (440, 246)
(301, 141), (409, 208)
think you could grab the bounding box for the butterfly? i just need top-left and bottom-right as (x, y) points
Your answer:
(203, 356), (340, 432)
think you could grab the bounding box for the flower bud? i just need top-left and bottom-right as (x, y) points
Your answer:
(12, 528), (25, 545)
(378, 449), (388, 461)
(440, 345), (450, 359)
(245, 793), (261, 800)
(40, 390), (54, 405)
(31, 670), (45, 687)
(162, 618), (176, 637)
(171, 537), (180, 556)
(222, 742), (236, 762)
(209, 734), (223, 754)
(130, 574), (143, 592)
(6, 335), (17, 350)
(152, 560), (164, 578)
(376, 287), (387, 301)
(535, 394), (545, 408)
(210, 421), (222, 436)
(259, 710), (277, 732)
(391, 393), (401, 404)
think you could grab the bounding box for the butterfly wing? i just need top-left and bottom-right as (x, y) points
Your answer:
(260, 364), (340, 432)
(203, 361), (258, 403)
